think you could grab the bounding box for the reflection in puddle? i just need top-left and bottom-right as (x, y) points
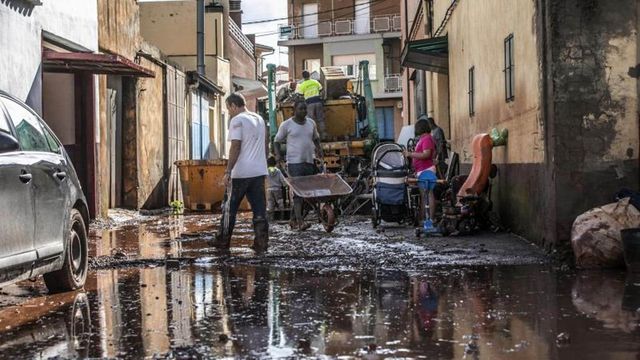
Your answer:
(0, 266), (639, 359)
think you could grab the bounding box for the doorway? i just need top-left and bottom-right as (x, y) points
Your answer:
(41, 71), (96, 217)
(106, 76), (123, 208)
(355, 0), (371, 34)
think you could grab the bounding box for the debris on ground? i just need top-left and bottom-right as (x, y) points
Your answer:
(571, 197), (640, 269)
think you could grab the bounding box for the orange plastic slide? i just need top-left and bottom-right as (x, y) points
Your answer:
(457, 134), (493, 200)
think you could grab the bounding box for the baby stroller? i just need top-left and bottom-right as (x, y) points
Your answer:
(371, 143), (419, 228)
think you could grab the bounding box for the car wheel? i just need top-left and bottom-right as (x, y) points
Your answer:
(44, 209), (88, 293)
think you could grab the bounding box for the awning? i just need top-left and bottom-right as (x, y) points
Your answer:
(401, 36), (449, 74)
(232, 76), (268, 98)
(43, 51), (155, 77)
(187, 71), (225, 95)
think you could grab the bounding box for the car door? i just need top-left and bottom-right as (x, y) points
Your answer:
(2, 98), (67, 261)
(0, 98), (36, 281)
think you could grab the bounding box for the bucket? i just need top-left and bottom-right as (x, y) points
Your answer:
(621, 228), (640, 272)
(622, 273), (640, 311)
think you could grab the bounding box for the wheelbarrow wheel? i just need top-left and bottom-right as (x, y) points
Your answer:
(372, 211), (379, 228)
(320, 204), (336, 233)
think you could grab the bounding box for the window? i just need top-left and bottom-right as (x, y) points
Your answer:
(504, 33), (515, 102)
(303, 59), (321, 75)
(1, 99), (50, 152)
(302, 3), (318, 39)
(0, 107), (10, 134)
(42, 125), (61, 153)
(468, 66), (475, 116)
(332, 53), (376, 80)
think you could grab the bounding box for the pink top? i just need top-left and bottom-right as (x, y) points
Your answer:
(413, 134), (436, 173)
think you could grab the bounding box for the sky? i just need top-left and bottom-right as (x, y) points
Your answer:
(241, 0), (289, 68)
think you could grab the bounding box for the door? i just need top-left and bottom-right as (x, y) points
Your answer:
(166, 66), (186, 203)
(200, 96), (210, 159)
(376, 107), (395, 141)
(355, 0), (370, 34)
(191, 90), (202, 159)
(302, 3), (318, 39)
(0, 100), (36, 279)
(3, 98), (67, 260)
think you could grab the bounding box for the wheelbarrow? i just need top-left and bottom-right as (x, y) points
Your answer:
(285, 173), (353, 232)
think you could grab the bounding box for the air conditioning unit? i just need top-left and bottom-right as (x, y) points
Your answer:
(318, 21), (332, 37)
(372, 17), (390, 32)
(334, 20), (352, 35)
(385, 76), (401, 92)
(229, 0), (241, 11)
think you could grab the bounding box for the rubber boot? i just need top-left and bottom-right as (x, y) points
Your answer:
(210, 225), (231, 252)
(252, 218), (269, 254)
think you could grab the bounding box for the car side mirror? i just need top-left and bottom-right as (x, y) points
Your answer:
(0, 131), (20, 154)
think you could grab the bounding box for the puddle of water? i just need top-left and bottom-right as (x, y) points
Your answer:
(0, 265), (638, 359)
(89, 214), (259, 262)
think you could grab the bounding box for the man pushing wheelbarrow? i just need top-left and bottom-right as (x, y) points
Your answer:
(212, 93), (269, 254)
(274, 99), (324, 231)
(274, 99), (352, 232)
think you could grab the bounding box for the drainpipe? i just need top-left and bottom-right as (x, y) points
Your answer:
(197, 0), (205, 75)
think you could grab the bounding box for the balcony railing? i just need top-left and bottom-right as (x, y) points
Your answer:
(229, 17), (255, 55)
(384, 74), (402, 93)
(286, 14), (401, 40)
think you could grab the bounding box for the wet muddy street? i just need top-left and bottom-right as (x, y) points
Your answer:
(0, 214), (639, 359)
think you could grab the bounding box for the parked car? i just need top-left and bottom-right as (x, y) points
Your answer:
(0, 90), (89, 293)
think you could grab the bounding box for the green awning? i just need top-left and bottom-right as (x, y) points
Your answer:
(401, 36), (449, 74)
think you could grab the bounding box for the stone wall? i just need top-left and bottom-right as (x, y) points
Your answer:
(548, 0), (640, 249)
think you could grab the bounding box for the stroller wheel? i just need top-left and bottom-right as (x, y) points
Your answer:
(372, 212), (379, 228)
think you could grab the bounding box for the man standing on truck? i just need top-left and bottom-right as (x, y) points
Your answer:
(212, 93), (269, 254)
(296, 70), (326, 139)
(274, 99), (323, 231)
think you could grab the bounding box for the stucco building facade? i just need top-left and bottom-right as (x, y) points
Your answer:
(401, 0), (640, 251)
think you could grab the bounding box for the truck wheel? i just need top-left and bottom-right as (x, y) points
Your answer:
(44, 209), (88, 293)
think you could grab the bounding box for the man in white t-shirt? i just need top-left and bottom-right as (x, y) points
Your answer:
(212, 93), (269, 253)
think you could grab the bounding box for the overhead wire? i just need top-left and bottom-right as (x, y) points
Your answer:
(241, 0), (385, 25)
(251, 3), (398, 38)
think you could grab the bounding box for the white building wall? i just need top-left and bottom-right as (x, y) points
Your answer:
(0, 1), (98, 110)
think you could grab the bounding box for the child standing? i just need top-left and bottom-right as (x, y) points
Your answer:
(266, 156), (286, 215)
(404, 119), (438, 231)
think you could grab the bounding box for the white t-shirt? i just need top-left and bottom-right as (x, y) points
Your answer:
(227, 111), (268, 179)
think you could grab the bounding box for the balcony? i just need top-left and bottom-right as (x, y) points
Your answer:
(284, 14), (401, 41)
(229, 18), (255, 56)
